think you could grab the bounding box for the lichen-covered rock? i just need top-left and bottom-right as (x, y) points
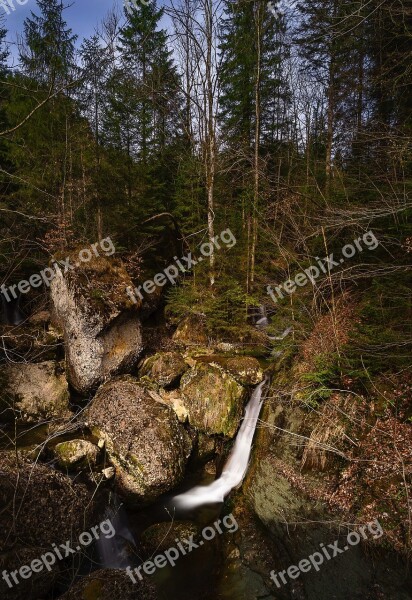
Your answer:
(86, 377), (191, 505)
(60, 569), (158, 600)
(139, 351), (188, 388)
(55, 439), (99, 470)
(180, 364), (247, 437)
(173, 313), (208, 347)
(50, 254), (143, 394)
(195, 355), (264, 386)
(146, 388), (188, 423)
(0, 361), (70, 423)
(0, 453), (94, 553)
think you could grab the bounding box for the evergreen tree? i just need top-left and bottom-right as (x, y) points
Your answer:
(117, 0), (182, 162)
(0, 18), (10, 193)
(20, 0), (77, 87)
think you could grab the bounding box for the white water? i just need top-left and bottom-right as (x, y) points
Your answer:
(96, 503), (136, 569)
(170, 377), (268, 511)
(255, 305), (269, 328)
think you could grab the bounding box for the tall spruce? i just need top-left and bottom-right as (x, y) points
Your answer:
(20, 0), (77, 87)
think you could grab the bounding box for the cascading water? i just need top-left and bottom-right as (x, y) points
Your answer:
(96, 501), (136, 569)
(1, 293), (25, 326)
(170, 377), (269, 511)
(255, 305), (269, 328)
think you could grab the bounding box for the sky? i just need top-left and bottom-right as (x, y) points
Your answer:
(1, 0), (163, 66)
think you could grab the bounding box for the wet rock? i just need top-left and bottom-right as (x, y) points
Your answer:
(54, 439), (99, 470)
(139, 351), (188, 388)
(59, 569), (158, 600)
(180, 363), (247, 437)
(196, 433), (217, 463)
(86, 377), (192, 505)
(50, 254), (143, 394)
(0, 361), (70, 423)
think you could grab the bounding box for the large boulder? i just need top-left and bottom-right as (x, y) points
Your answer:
(139, 351), (189, 388)
(180, 363), (248, 437)
(50, 254), (143, 394)
(86, 377), (191, 505)
(0, 361), (70, 423)
(0, 453), (94, 553)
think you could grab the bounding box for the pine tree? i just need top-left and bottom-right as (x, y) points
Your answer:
(117, 0), (182, 162)
(20, 0), (77, 87)
(0, 18), (10, 190)
(219, 0), (289, 289)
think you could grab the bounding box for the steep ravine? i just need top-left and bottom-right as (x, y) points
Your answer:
(0, 260), (410, 600)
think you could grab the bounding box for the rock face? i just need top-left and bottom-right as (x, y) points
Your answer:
(50, 254), (143, 394)
(55, 439), (100, 470)
(87, 377), (191, 505)
(139, 351), (188, 388)
(0, 361), (70, 423)
(180, 363), (247, 437)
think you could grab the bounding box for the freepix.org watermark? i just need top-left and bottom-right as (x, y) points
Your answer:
(0, 237), (115, 304)
(126, 228), (237, 304)
(0, 0), (28, 15)
(1, 519), (116, 589)
(270, 518), (384, 588)
(126, 513), (238, 583)
(267, 230), (379, 304)
(124, 0), (150, 14)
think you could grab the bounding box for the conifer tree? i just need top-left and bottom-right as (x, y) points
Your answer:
(20, 0), (77, 87)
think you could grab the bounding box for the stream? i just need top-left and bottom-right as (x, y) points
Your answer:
(95, 376), (270, 582)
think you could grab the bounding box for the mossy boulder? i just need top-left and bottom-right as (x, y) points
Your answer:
(55, 439), (100, 470)
(139, 351), (188, 388)
(180, 364), (247, 437)
(50, 254), (143, 394)
(86, 377), (192, 505)
(194, 355), (264, 386)
(0, 361), (70, 423)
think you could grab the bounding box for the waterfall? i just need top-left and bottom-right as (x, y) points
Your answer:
(255, 305), (269, 328)
(96, 501), (136, 569)
(170, 377), (268, 511)
(1, 293), (25, 326)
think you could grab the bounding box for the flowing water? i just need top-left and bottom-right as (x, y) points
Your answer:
(169, 377), (268, 512)
(1, 293), (25, 325)
(96, 501), (137, 569)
